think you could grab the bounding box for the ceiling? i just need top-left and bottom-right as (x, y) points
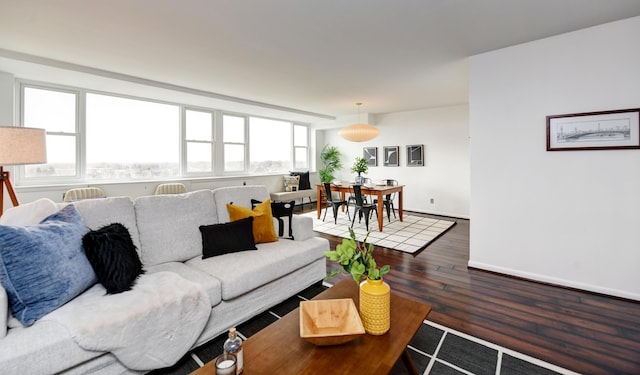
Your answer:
(1, 0), (639, 120)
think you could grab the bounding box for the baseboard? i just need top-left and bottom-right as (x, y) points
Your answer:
(468, 261), (640, 302)
(405, 207), (469, 220)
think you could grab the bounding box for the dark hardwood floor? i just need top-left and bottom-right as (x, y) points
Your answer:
(299, 203), (640, 374)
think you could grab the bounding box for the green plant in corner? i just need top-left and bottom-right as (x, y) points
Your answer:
(351, 156), (368, 176)
(324, 228), (390, 283)
(319, 144), (343, 183)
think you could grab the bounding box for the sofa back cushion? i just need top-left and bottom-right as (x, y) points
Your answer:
(134, 189), (217, 267)
(0, 198), (59, 226)
(69, 196), (141, 252)
(213, 185), (270, 223)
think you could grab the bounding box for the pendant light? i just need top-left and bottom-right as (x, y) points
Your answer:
(339, 103), (380, 142)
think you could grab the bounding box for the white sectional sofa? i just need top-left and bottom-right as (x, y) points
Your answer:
(0, 185), (329, 374)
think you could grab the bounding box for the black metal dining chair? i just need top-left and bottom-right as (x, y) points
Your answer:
(350, 184), (378, 231)
(374, 179), (398, 222)
(346, 177), (371, 218)
(323, 183), (349, 224)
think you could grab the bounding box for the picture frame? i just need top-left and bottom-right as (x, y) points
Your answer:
(383, 146), (399, 167)
(363, 147), (377, 166)
(546, 108), (640, 151)
(406, 144), (424, 166)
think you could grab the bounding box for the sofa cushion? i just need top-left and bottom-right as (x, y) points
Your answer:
(200, 217), (257, 258)
(69, 196), (142, 252)
(135, 190), (218, 267)
(186, 237), (328, 300)
(213, 185), (270, 223)
(146, 262), (222, 306)
(227, 200), (277, 244)
(0, 205), (96, 326)
(0, 318), (105, 375)
(82, 223), (145, 294)
(0, 198), (58, 226)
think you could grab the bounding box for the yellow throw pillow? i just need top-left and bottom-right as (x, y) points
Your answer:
(227, 199), (278, 244)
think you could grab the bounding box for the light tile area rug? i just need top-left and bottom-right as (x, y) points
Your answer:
(301, 209), (456, 254)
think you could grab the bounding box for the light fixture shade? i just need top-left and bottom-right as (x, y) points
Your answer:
(339, 123), (380, 142)
(0, 126), (47, 165)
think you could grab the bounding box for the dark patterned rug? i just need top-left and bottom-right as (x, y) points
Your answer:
(150, 282), (576, 375)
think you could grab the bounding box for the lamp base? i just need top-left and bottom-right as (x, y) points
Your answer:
(0, 166), (20, 216)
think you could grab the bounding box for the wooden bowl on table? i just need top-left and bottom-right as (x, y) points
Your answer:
(299, 298), (365, 346)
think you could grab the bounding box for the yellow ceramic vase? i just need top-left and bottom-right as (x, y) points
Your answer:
(359, 278), (390, 335)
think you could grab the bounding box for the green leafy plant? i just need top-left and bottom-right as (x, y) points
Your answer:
(319, 144), (343, 183)
(351, 156), (368, 176)
(324, 228), (390, 283)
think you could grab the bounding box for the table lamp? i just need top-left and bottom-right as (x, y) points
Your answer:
(0, 126), (47, 216)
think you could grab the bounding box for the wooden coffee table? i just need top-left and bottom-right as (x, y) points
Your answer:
(192, 279), (431, 374)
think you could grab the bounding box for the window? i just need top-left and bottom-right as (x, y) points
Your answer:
(185, 109), (214, 173)
(293, 124), (309, 169)
(18, 81), (311, 184)
(22, 86), (78, 178)
(86, 93), (180, 180)
(223, 114), (246, 172)
(249, 117), (292, 173)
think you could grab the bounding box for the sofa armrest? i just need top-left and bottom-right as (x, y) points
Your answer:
(291, 215), (314, 241)
(0, 284), (7, 339)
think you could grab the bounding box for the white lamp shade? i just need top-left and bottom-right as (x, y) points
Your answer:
(338, 123), (380, 142)
(0, 126), (47, 166)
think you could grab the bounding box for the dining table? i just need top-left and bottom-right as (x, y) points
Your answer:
(316, 183), (404, 232)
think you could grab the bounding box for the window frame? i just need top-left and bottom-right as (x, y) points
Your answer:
(221, 112), (249, 174)
(183, 106), (216, 176)
(293, 123), (310, 170)
(18, 82), (82, 184)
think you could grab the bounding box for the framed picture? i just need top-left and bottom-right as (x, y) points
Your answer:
(383, 146), (399, 167)
(407, 144), (424, 166)
(363, 147), (377, 166)
(546, 108), (640, 151)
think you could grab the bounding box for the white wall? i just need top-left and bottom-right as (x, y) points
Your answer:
(0, 72), (13, 124)
(320, 104), (470, 218)
(469, 16), (640, 300)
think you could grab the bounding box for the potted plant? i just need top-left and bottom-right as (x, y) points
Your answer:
(324, 228), (391, 335)
(324, 228), (389, 283)
(319, 145), (342, 183)
(351, 157), (368, 184)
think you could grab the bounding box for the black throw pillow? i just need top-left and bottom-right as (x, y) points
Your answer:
(200, 216), (257, 259)
(252, 199), (295, 240)
(290, 171), (311, 190)
(82, 223), (145, 294)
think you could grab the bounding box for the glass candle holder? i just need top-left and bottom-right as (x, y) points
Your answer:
(215, 353), (236, 375)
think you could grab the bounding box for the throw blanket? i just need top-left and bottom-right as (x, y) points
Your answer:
(43, 272), (211, 370)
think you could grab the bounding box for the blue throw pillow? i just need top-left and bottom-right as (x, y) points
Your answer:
(0, 205), (97, 326)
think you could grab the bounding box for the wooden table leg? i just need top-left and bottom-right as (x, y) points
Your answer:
(376, 191), (384, 232)
(401, 349), (420, 375)
(316, 185), (322, 219)
(398, 188), (404, 222)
